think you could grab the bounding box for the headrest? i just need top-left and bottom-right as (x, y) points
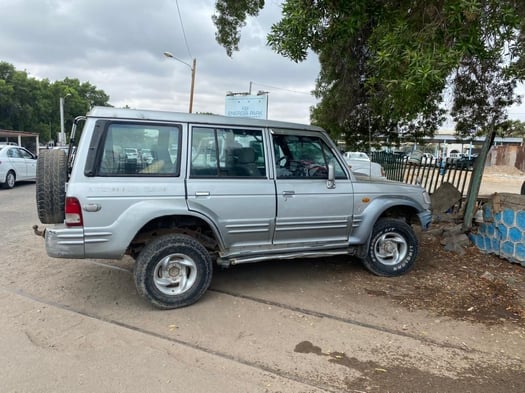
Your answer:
(233, 147), (255, 163)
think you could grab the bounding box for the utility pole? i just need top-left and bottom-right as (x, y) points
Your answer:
(163, 52), (196, 113)
(59, 94), (70, 146)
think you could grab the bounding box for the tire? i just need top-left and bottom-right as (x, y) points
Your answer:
(36, 149), (67, 224)
(362, 218), (418, 277)
(134, 234), (213, 309)
(1, 170), (16, 189)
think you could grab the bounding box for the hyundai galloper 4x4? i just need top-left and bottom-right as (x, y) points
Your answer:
(34, 107), (432, 309)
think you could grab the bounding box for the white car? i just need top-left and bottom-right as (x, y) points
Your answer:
(343, 151), (370, 161)
(345, 157), (386, 179)
(124, 148), (139, 161)
(0, 145), (37, 189)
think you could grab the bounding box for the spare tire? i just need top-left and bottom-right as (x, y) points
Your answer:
(36, 149), (67, 224)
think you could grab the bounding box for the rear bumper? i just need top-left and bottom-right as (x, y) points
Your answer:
(45, 226), (86, 258)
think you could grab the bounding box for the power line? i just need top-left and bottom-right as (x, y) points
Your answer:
(251, 81), (313, 96)
(175, 0), (192, 59)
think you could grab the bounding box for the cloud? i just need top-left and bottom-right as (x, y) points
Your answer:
(0, 0), (319, 124)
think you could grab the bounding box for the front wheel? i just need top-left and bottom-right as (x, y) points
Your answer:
(134, 234), (213, 309)
(362, 218), (418, 277)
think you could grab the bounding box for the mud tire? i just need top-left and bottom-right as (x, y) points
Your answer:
(362, 218), (418, 277)
(36, 149), (67, 224)
(134, 234), (213, 309)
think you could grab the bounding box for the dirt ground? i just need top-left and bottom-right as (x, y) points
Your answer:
(1, 168), (525, 392)
(369, 225), (525, 327)
(371, 165), (525, 328)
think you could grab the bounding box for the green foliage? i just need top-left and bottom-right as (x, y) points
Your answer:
(0, 61), (110, 143)
(213, 0), (525, 147)
(496, 119), (525, 137)
(212, 0), (265, 57)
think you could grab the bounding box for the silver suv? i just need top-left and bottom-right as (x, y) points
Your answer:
(35, 107), (432, 309)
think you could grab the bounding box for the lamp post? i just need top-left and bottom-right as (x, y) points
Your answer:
(59, 93), (71, 146)
(163, 51), (196, 113)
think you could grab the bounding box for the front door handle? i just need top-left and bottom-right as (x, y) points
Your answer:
(282, 191), (295, 200)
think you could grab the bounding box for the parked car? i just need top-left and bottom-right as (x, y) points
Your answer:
(141, 148), (154, 164)
(454, 154), (478, 169)
(34, 106), (432, 309)
(0, 145), (37, 189)
(124, 148), (138, 161)
(345, 157), (386, 179)
(406, 151), (436, 166)
(344, 151), (370, 161)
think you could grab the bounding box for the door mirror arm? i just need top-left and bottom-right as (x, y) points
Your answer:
(327, 164), (336, 189)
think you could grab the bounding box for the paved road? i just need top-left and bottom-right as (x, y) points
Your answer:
(1, 183), (524, 392)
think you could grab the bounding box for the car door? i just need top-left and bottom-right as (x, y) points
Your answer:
(19, 147), (37, 179)
(6, 147), (27, 179)
(271, 130), (354, 247)
(186, 125), (276, 250)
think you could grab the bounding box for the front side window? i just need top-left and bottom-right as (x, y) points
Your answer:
(272, 133), (346, 179)
(98, 123), (181, 176)
(190, 127), (265, 178)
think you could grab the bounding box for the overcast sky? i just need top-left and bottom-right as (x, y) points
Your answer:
(0, 0), (320, 124)
(2, 0), (525, 128)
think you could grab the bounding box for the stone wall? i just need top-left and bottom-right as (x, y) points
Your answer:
(470, 193), (525, 266)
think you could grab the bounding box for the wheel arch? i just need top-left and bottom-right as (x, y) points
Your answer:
(127, 212), (224, 259)
(351, 199), (422, 258)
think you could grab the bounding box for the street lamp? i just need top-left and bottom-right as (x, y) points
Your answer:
(163, 51), (196, 113)
(59, 93), (71, 146)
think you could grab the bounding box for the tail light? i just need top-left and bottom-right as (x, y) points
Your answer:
(65, 197), (83, 227)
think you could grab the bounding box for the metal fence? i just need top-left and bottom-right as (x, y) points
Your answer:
(370, 152), (473, 196)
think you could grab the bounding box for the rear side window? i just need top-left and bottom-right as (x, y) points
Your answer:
(190, 127), (266, 178)
(95, 122), (181, 176)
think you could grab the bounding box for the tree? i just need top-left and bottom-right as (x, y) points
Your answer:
(0, 61), (110, 143)
(496, 119), (525, 137)
(214, 1), (525, 230)
(212, 1), (525, 149)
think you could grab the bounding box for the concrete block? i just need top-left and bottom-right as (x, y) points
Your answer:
(431, 182), (462, 213)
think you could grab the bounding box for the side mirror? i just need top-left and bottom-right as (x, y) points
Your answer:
(327, 163), (335, 189)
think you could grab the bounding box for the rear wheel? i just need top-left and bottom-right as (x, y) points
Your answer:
(362, 218), (418, 276)
(1, 170), (16, 189)
(36, 149), (67, 224)
(134, 234), (213, 309)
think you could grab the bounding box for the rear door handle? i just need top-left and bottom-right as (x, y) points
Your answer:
(195, 191), (210, 197)
(282, 191), (295, 200)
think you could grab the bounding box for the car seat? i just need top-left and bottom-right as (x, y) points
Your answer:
(151, 146), (174, 173)
(232, 147), (260, 177)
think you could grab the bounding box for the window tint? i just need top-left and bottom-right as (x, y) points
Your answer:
(18, 148), (34, 159)
(272, 133), (346, 179)
(190, 127), (265, 178)
(7, 148), (20, 158)
(98, 123), (181, 176)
